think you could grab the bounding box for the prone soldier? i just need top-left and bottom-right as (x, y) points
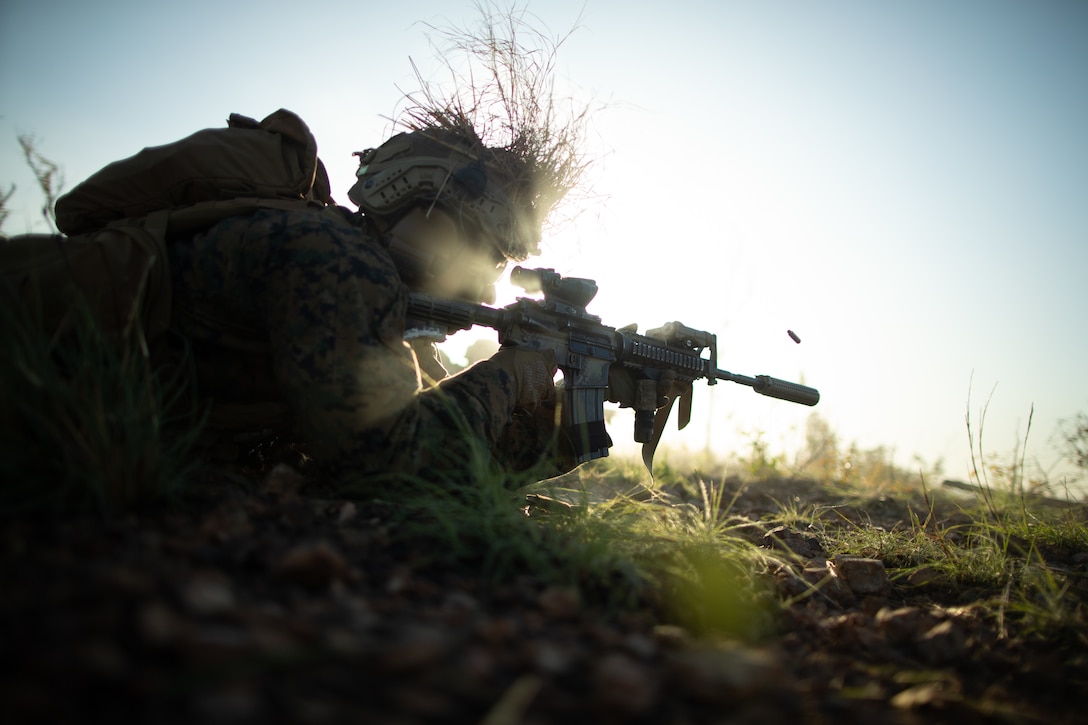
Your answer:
(167, 119), (582, 484)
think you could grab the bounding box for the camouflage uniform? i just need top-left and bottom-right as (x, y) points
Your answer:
(168, 204), (559, 482)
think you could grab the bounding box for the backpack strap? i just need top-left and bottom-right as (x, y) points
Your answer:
(159, 198), (325, 240)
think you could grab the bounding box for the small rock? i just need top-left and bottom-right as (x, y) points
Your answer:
(592, 652), (659, 715)
(386, 567), (411, 594)
(800, 566), (827, 586)
(829, 557), (889, 595)
(199, 501), (253, 542)
(180, 572), (236, 616)
(860, 594), (891, 616)
(531, 641), (576, 675)
(667, 645), (785, 703)
(775, 569), (810, 600)
(916, 619), (967, 664)
(537, 586), (581, 620)
(442, 590), (480, 619)
(652, 624), (690, 649)
(762, 526), (826, 560)
(875, 606), (933, 645)
(477, 616), (519, 645)
(336, 501), (358, 525)
(891, 682), (955, 709)
(324, 627), (363, 656)
(458, 645), (497, 682)
(249, 624), (299, 655)
(264, 463), (305, 499)
(380, 626), (452, 671)
(276, 540), (348, 588)
(139, 602), (181, 645)
(622, 632), (657, 659)
(80, 639), (128, 675)
(801, 565), (856, 607)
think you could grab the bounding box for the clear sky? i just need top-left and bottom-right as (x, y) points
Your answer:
(3, 0), (1086, 488)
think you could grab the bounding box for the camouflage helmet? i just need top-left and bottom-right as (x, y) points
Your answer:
(347, 128), (540, 261)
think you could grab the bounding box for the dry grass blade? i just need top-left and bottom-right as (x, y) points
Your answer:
(17, 134), (64, 231)
(393, 1), (596, 257)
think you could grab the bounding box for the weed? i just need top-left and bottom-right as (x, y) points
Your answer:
(1005, 554), (1086, 642)
(0, 183), (15, 232)
(15, 133), (64, 232)
(765, 493), (823, 531)
(0, 279), (204, 514)
(353, 446), (782, 637)
(739, 429), (784, 480)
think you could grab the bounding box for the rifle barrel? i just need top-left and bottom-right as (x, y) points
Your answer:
(407, 291), (821, 408)
(717, 370), (820, 406)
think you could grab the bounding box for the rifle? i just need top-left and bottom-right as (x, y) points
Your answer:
(407, 267), (819, 471)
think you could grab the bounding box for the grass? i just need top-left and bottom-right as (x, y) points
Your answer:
(2, 292), (1083, 643)
(342, 449), (786, 639)
(776, 469), (1086, 638)
(332, 411), (1087, 644)
(1, 133), (205, 513)
(0, 270), (204, 515)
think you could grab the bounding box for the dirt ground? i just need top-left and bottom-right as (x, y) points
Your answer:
(3, 464), (1085, 724)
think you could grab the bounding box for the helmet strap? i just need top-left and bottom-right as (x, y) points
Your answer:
(386, 233), (442, 287)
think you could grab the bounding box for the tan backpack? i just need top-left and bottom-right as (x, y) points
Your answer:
(3, 109), (333, 344)
(55, 109), (333, 235)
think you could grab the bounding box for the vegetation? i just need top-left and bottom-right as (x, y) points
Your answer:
(6, 263), (1083, 645)
(0, 275), (205, 514)
(3, 114), (1085, 725)
(225, 413), (1087, 647)
(5, 30), (1079, 633)
(1, 136), (203, 514)
(2, 277), (1084, 630)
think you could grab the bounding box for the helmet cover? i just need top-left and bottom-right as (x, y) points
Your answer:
(348, 129), (539, 261)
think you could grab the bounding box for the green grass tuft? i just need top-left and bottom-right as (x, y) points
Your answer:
(0, 278), (204, 515)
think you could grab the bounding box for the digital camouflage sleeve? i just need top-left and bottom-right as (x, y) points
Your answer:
(168, 206), (556, 483)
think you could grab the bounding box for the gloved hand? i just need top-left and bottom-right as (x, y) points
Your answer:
(408, 337), (449, 387)
(493, 400), (581, 476)
(488, 347), (558, 410)
(607, 366), (677, 410)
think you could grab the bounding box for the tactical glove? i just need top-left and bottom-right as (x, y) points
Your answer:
(409, 337), (449, 387)
(493, 400), (580, 476)
(488, 347), (558, 410)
